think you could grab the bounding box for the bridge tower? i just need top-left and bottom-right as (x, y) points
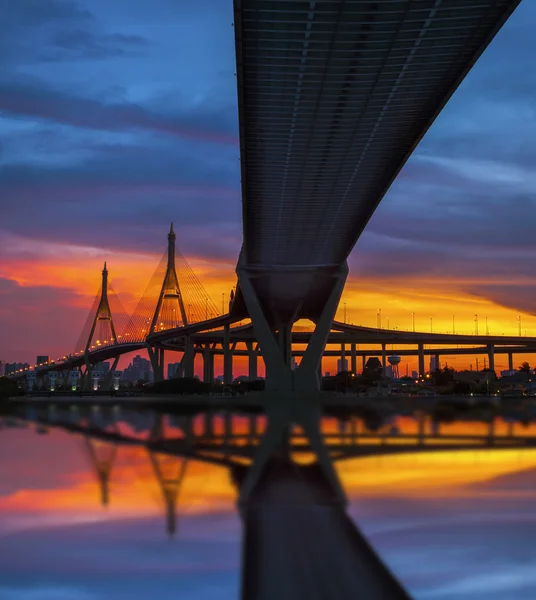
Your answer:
(147, 224), (188, 382)
(80, 262), (119, 390)
(85, 262), (118, 352)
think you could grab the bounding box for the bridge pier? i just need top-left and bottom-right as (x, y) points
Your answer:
(202, 344), (214, 383)
(351, 343), (357, 375)
(341, 343), (346, 371)
(488, 344), (495, 374)
(183, 337), (195, 379)
(418, 344), (425, 378)
(381, 344), (387, 377)
(246, 341), (258, 381)
(223, 325), (234, 385)
(508, 351), (513, 371)
(147, 343), (165, 383)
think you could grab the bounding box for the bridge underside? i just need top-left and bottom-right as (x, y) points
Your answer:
(235, 0), (521, 322)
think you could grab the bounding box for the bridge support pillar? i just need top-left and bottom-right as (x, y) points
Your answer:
(246, 341), (258, 381)
(147, 344), (165, 383)
(418, 344), (425, 378)
(508, 351), (513, 372)
(488, 344), (495, 374)
(223, 325), (234, 385)
(83, 355), (92, 391)
(381, 344), (387, 377)
(202, 345), (214, 383)
(183, 337), (195, 379)
(238, 258), (347, 392)
(351, 343), (357, 375)
(362, 355), (366, 373)
(340, 343), (346, 372)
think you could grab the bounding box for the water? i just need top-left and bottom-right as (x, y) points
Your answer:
(1, 406), (536, 599)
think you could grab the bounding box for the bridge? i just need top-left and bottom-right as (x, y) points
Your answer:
(9, 222), (536, 390)
(6, 1), (526, 597)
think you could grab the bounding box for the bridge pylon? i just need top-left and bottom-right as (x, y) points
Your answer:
(79, 262), (119, 390)
(147, 224), (188, 382)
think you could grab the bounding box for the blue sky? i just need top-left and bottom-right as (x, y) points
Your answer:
(2, 0), (536, 365)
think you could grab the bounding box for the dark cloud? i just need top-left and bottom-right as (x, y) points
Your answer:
(0, 80), (238, 144)
(3, 0), (93, 28)
(41, 30), (154, 61)
(1, 1), (156, 65)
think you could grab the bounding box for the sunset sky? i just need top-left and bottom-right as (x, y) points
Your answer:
(3, 424), (536, 599)
(1, 0), (536, 374)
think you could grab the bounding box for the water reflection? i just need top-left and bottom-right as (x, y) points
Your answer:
(2, 402), (536, 598)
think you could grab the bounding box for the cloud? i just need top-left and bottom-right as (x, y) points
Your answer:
(0, 80), (238, 145)
(41, 30), (153, 62)
(0, 277), (89, 360)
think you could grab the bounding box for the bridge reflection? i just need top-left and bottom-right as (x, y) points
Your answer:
(5, 400), (536, 598)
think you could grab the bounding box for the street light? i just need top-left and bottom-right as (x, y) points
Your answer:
(430, 317), (433, 333)
(412, 312), (415, 333)
(474, 314), (478, 336)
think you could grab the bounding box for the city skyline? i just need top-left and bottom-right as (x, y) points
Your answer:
(2, 0), (536, 372)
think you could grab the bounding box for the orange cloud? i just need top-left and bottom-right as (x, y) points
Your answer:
(2, 229), (536, 372)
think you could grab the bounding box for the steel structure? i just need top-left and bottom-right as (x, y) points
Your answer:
(234, 0), (522, 393)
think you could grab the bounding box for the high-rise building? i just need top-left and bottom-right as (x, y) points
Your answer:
(168, 362), (181, 379)
(430, 356), (438, 372)
(36, 356), (50, 366)
(123, 355), (153, 382)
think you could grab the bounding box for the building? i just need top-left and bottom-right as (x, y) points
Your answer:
(411, 371), (418, 380)
(36, 356), (50, 366)
(93, 361), (110, 375)
(337, 357), (348, 373)
(168, 362), (181, 379)
(0, 361), (5, 377)
(123, 355), (153, 383)
(429, 356), (438, 372)
(5, 362), (30, 376)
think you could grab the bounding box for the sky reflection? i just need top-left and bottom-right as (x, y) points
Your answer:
(2, 424), (536, 598)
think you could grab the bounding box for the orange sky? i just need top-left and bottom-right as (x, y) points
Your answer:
(1, 231), (535, 372)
